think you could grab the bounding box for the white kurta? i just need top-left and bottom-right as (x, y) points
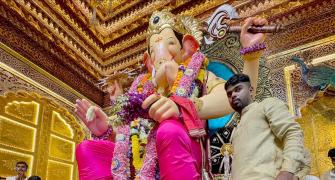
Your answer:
(231, 97), (305, 180)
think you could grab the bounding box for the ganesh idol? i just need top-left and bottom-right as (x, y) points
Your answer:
(74, 9), (268, 180)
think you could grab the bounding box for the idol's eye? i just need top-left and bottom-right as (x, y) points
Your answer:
(153, 16), (160, 24)
(168, 40), (175, 45)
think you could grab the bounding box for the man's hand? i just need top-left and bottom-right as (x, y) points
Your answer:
(75, 99), (109, 136)
(240, 17), (268, 48)
(276, 171), (294, 180)
(142, 94), (180, 123)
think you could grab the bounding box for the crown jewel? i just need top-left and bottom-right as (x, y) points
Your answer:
(147, 10), (203, 44)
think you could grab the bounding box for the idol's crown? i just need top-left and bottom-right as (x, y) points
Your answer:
(147, 10), (203, 44)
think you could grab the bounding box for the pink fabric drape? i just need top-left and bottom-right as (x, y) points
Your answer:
(76, 140), (115, 180)
(156, 117), (202, 180)
(76, 119), (201, 179)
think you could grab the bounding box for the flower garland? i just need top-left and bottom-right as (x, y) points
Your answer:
(111, 51), (207, 179)
(174, 52), (207, 97)
(170, 57), (192, 93)
(131, 123), (142, 171)
(138, 74), (151, 93)
(111, 125), (131, 179)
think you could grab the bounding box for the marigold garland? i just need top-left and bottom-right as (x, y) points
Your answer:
(111, 52), (207, 179)
(170, 57), (192, 94)
(138, 74), (151, 93)
(131, 134), (143, 170)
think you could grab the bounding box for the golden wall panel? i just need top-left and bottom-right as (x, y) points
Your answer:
(0, 115), (36, 152)
(310, 153), (318, 175)
(0, 70), (85, 179)
(5, 101), (40, 125)
(49, 135), (75, 162)
(46, 160), (73, 180)
(51, 111), (74, 139)
(296, 93), (335, 176)
(0, 148), (33, 177)
(314, 115), (335, 152)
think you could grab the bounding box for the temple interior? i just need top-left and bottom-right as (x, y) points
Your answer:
(0, 0), (334, 179)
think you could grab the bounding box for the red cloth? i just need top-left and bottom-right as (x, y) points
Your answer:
(169, 95), (206, 138)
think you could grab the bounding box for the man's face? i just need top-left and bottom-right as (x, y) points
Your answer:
(15, 163), (27, 175)
(226, 82), (253, 112)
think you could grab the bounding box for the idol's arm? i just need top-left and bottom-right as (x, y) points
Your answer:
(197, 16), (266, 120)
(198, 54), (261, 120)
(242, 51), (262, 98)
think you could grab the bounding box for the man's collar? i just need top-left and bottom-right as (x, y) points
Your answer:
(241, 101), (257, 116)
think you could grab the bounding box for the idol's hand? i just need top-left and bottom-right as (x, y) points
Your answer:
(75, 99), (109, 136)
(276, 171), (294, 180)
(142, 94), (180, 123)
(240, 17), (268, 48)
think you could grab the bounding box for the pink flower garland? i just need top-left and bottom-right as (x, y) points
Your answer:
(175, 52), (206, 97)
(138, 127), (158, 180)
(112, 125), (131, 179)
(112, 52), (206, 179)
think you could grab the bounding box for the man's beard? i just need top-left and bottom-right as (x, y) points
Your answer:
(232, 99), (245, 112)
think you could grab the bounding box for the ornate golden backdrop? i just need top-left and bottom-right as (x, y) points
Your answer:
(2, 0), (335, 107)
(296, 90), (335, 176)
(0, 0), (335, 179)
(0, 91), (85, 179)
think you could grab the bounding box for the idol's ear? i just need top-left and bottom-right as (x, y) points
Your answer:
(181, 34), (199, 59)
(143, 50), (153, 73)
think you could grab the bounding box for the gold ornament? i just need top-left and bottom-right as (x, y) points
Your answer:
(147, 9), (203, 44)
(220, 143), (233, 155)
(190, 97), (204, 112)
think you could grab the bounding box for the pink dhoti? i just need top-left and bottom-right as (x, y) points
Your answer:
(156, 117), (202, 180)
(76, 118), (201, 180)
(76, 140), (115, 180)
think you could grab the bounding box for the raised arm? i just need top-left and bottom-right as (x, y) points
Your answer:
(198, 17), (267, 119)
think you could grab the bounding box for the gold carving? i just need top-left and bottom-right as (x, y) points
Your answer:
(0, 116), (36, 152)
(51, 111), (74, 139)
(0, 91), (85, 179)
(0, 43), (96, 105)
(0, 148), (33, 177)
(296, 91), (335, 176)
(105, 44), (147, 64)
(3, 0), (103, 76)
(147, 10), (202, 44)
(4, 0), (327, 77)
(49, 135), (75, 162)
(180, 0), (223, 17)
(5, 101), (39, 124)
(46, 160), (73, 180)
(0, 62), (75, 108)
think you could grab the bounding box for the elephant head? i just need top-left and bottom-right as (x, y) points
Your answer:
(143, 10), (202, 95)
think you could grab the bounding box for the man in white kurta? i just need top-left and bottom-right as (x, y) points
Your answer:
(225, 74), (305, 180)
